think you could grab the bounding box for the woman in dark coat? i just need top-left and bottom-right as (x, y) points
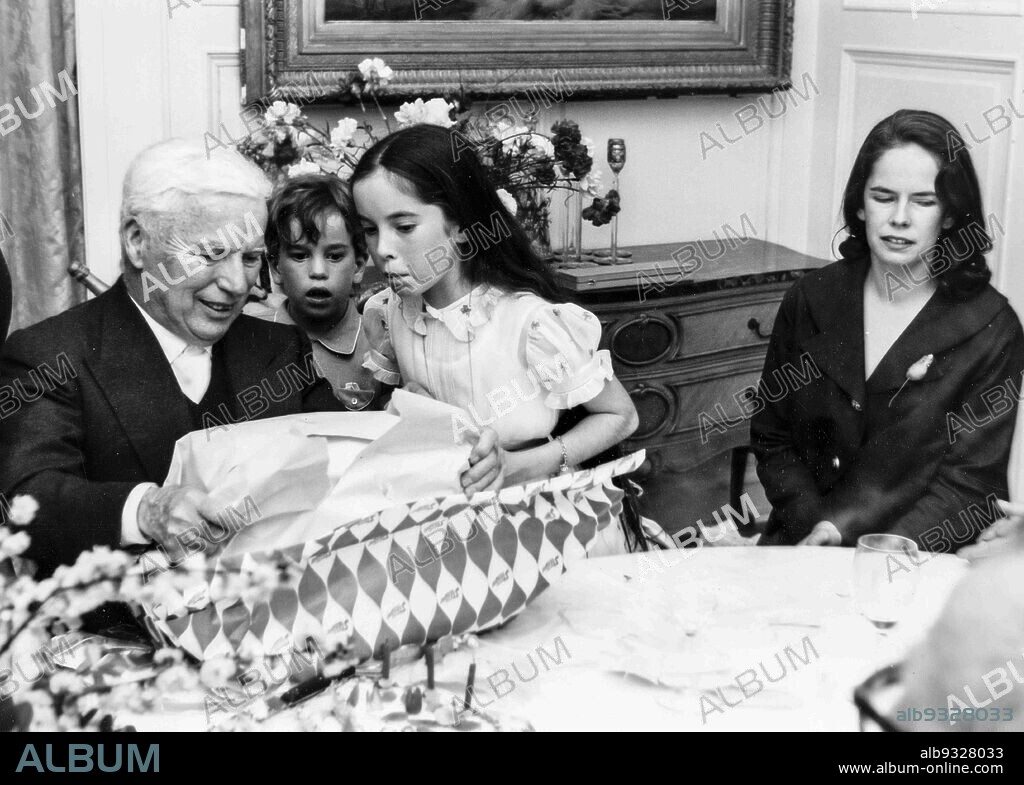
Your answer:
(752, 109), (1024, 551)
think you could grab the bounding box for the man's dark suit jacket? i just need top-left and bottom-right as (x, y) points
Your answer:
(752, 256), (1024, 550)
(0, 278), (342, 574)
(0, 247), (11, 350)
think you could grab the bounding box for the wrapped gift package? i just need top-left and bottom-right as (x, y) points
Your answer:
(147, 391), (644, 661)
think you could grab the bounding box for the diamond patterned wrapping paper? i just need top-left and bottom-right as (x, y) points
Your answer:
(151, 450), (645, 662)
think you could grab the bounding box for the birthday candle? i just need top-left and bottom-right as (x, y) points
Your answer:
(464, 662), (476, 711)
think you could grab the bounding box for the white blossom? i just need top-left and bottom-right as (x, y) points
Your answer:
(357, 58), (394, 86)
(394, 98), (456, 129)
(199, 657), (237, 690)
(493, 123), (530, 154)
(8, 495), (38, 525)
(0, 530), (29, 557)
(287, 160), (323, 177)
(580, 168), (604, 197)
(496, 188), (518, 217)
(527, 135), (555, 159)
(48, 670), (87, 696)
(264, 101), (302, 126)
(330, 117), (359, 147)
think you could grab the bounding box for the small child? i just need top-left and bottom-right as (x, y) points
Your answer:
(249, 174), (381, 410)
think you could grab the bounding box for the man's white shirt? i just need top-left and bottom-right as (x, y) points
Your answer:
(121, 295), (213, 544)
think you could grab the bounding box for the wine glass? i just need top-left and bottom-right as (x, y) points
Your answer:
(607, 139), (626, 261)
(853, 534), (921, 633)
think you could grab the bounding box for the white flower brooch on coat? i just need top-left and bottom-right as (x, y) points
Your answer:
(889, 354), (934, 407)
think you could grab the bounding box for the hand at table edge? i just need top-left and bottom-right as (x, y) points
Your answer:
(798, 520), (842, 546)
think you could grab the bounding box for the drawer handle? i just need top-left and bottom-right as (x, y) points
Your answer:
(747, 317), (771, 340)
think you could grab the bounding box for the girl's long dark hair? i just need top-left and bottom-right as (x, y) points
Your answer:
(350, 124), (564, 302)
(839, 109), (992, 300)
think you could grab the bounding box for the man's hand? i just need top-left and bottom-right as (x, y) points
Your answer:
(960, 501), (1024, 561)
(459, 427), (506, 496)
(799, 520), (842, 546)
(137, 485), (228, 563)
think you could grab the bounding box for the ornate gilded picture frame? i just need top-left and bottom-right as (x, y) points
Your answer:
(243, 0), (794, 102)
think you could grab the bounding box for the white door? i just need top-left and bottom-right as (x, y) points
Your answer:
(76, 0), (246, 286)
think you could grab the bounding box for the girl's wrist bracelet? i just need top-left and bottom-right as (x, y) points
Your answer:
(555, 436), (571, 475)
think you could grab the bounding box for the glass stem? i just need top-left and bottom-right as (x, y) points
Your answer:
(574, 188), (583, 263)
(610, 174), (620, 259)
(562, 192), (573, 255)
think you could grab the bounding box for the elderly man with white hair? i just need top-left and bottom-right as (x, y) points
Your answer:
(0, 139), (347, 575)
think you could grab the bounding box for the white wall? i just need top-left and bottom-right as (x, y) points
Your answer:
(75, 0), (821, 285)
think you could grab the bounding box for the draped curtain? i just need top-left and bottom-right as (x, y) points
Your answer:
(0, 0), (84, 332)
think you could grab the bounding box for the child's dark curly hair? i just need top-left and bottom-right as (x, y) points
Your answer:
(265, 173), (366, 266)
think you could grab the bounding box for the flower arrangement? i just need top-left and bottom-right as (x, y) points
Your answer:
(235, 58), (620, 255)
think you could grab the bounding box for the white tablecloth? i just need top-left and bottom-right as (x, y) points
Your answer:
(135, 546), (969, 731)
(438, 546), (968, 731)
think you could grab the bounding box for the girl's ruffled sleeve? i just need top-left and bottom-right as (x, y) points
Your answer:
(525, 302), (613, 410)
(361, 288), (402, 386)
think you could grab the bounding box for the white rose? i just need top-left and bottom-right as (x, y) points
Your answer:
(358, 58), (394, 85)
(8, 495), (38, 525)
(496, 188), (518, 217)
(421, 98), (456, 128)
(394, 99), (426, 127)
(490, 117), (514, 137)
(498, 125), (530, 154)
(528, 135), (555, 159)
(264, 101), (301, 126)
(394, 98), (455, 128)
(330, 117), (359, 147)
(580, 168), (604, 197)
(287, 160), (322, 177)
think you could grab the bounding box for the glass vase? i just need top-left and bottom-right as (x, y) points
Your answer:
(574, 188), (584, 263)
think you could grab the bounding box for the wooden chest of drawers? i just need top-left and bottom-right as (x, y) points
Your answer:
(555, 239), (825, 496)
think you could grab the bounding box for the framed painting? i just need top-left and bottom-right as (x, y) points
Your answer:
(243, 0), (793, 102)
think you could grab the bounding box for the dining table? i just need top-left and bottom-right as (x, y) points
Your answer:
(132, 545), (969, 732)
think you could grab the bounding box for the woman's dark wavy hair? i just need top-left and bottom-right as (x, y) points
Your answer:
(839, 109), (992, 299)
(350, 124), (564, 302)
(265, 173), (366, 265)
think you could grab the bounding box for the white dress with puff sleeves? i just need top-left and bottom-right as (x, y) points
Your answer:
(363, 284), (614, 450)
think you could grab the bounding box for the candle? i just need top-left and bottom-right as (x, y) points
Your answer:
(463, 662), (476, 711)
(426, 646), (435, 690)
(381, 641), (391, 682)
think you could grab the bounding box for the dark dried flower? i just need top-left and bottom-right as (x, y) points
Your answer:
(581, 189), (621, 227)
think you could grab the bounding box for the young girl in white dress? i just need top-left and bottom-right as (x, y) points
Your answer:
(352, 124), (639, 536)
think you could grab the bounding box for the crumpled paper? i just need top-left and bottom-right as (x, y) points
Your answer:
(163, 390), (472, 556)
